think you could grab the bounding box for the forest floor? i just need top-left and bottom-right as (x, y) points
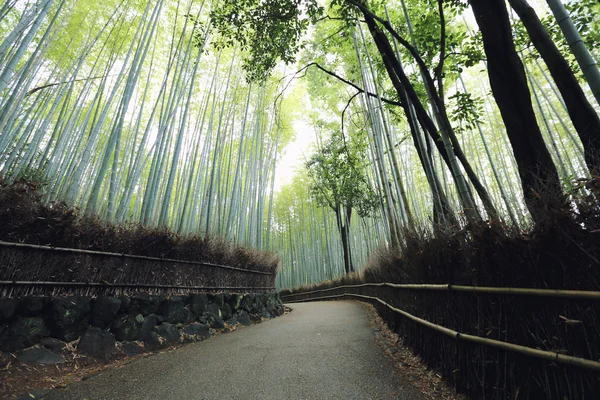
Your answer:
(364, 302), (464, 400)
(2, 301), (461, 399)
(0, 313), (282, 399)
(5, 301), (461, 400)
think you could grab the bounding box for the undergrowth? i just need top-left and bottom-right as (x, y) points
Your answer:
(0, 178), (279, 274)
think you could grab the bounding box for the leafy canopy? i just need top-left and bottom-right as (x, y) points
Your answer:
(210, 0), (324, 81)
(306, 127), (378, 218)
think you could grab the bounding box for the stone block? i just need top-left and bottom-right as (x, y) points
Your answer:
(91, 297), (121, 329)
(77, 327), (116, 358)
(44, 296), (91, 342)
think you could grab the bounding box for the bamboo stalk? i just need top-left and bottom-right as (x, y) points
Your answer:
(285, 293), (600, 372)
(0, 240), (274, 275)
(280, 282), (600, 300)
(0, 281), (274, 291)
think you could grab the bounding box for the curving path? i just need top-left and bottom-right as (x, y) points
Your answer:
(46, 301), (424, 400)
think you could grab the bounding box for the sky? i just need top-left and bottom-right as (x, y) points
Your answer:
(273, 118), (316, 192)
(271, 74), (317, 192)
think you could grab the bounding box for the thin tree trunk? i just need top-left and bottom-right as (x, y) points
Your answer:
(336, 206), (353, 274)
(397, 0), (496, 220)
(360, 9), (480, 223)
(459, 76), (519, 226)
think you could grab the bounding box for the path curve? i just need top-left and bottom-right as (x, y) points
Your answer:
(46, 301), (424, 399)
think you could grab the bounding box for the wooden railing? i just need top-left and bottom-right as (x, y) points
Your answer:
(281, 282), (600, 300)
(282, 288), (600, 372)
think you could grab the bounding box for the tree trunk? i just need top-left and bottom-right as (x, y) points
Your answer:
(398, 0), (496, 219)
(459, 76), (520, 226)
(402, 86), (456, 225)
(346, 206), (355, 272)
(383, 12), (457, 225)
(509, 0), (600, 173)
(469, 0), (561, 222)
(335, 206), (354, 275)
(362, 11), (480, 223)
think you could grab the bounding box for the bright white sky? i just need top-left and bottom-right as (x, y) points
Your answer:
(273, 117), (316, 192)
(271, 70), (317, 192)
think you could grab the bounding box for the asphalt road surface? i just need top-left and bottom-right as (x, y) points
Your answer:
(46, 301), (424, 399)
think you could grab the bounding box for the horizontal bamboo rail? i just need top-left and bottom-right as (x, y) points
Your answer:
(280, 282), (600, 300)
(0, 281), (275, 291)
(0, 240), (274, 275)
(286, 293), (600, 372)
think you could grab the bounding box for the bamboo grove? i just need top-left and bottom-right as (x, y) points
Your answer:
(0, 0), (294, 251)
(270, 0), (600, 288)
(1, 0), (599, 289)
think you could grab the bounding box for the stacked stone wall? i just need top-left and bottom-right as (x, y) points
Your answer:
(0, 292), (283, 364)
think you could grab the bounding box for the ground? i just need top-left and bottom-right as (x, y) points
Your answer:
(363, 302), (463, 400)
(3, 301), (461, 399)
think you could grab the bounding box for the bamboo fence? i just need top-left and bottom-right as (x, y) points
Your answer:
(0, 241), (276, 296)
(0, 281), (275, 291)
(284, 292), (600, 372)
(280, 282), (600, 300)
(0, 240), (274, 275)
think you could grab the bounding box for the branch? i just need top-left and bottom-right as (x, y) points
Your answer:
(315, 15), (361, 24)
(26, 75), (110, 97)
(346, 0), (436, 96)
(443, 51), (463, 61)
(339, 90), (364, 180)
(309, 62), (403, 107)
(274, 62), (403, 109)
(341, 91), (362, 137)
(312, 172), (336, 211)
(273, 66), (310, 109)
(321, 25), (347, 44)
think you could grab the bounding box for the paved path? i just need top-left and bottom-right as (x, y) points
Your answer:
(47, 301), (423, 400)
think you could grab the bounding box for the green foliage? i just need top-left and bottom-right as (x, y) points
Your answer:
(567, 0), (600, 51)
(15, 166), (49, 187)
(450, 31), (485, 71)
(45, 0), (149, 64)
(210, 0), (324, 81)
(513, 0), (599, 80)
(300, 17), (361, 111)
(448, 91), (483, 135)
(305, 128), (379, 218)
(399, 0), (442, 67)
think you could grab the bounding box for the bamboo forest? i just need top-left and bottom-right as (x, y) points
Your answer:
(2, 0), (600, 398)
(0, 0), (599, 288)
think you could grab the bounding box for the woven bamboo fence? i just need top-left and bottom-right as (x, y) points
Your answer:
(0, 241), (277, 297)
(281, 282), (600, 398)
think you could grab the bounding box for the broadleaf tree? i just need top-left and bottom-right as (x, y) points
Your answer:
(306, 126), (378, 274)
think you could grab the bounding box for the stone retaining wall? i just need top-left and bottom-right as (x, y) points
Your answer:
(0, 292), (282, 363)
